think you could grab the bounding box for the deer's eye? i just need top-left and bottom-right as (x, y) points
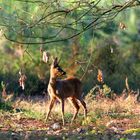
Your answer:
(57, 67), (60, 71)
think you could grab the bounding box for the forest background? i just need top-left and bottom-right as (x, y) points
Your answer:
(0, 0), (140, 96)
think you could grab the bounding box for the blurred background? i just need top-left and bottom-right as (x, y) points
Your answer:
(0, 0), (140, 96)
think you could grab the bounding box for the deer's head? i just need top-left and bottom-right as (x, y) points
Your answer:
(50, 57), (66, 78)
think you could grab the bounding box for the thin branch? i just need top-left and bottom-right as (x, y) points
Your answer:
(15, 0), (47, 4)
(29, 10), (69, 28)
(3, 0), (140, 44)
(80, 50), (93, 81)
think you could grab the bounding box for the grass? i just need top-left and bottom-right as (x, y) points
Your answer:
(0, 92), (140, 139)
(0, 101), (13, 112)
(22, 109), (44, 120)
(124, 128), (140, 134)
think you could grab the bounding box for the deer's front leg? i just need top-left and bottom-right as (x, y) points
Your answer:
(45, 98), (56, 121)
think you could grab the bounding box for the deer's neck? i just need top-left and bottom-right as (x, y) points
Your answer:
(49, 75), (57, 87)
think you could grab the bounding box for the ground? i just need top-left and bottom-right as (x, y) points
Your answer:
(0, 94), (140, 140)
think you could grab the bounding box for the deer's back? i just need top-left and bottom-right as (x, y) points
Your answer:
(59, 77), (82, 98)
(50, 77), (82, 99)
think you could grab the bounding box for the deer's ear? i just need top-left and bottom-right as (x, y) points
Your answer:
(58, 58), (61, 64)
(54, 57), (58, 63)
(52, 57), (58, 66)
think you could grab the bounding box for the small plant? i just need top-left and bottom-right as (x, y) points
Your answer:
(88, 69), (115, 99)
(88, 84), (114, 99)
(82, 116), (93, 126)
(102, 84), (112, 98)
(123, 128), (140, 134)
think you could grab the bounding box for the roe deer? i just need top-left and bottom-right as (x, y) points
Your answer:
(46, 57), (87, 125)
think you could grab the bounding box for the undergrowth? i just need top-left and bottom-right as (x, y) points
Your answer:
(0, 90), (139, 134)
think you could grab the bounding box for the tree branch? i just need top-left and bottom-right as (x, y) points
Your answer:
(1, 0), (140, 45)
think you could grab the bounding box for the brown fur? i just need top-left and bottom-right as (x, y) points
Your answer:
(46, 57), (87, 125)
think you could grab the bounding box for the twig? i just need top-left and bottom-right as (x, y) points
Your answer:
(80, 51), (93, 81)
(125, 77), (130, 92)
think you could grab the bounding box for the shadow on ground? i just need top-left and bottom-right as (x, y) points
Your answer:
(0, 130), (140, 140)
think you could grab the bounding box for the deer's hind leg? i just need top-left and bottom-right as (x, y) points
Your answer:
(68, 97), (80, 124)
(77, 98), (87, 118)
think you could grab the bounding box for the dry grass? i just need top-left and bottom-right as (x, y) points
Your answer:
(13, 96), (47, 115)
(84, 93), (140, 131)
(86, 93), (140, 115)
(10, 92), (140, 131)
(0, 91), (140, 137)
(13, 97), (74, 115)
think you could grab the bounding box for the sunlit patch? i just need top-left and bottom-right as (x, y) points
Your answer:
(97, 69), (103, 83)
(19, 70), (27, 90)
(42, 51), (50, 63)
(119, 22), (126, 30)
